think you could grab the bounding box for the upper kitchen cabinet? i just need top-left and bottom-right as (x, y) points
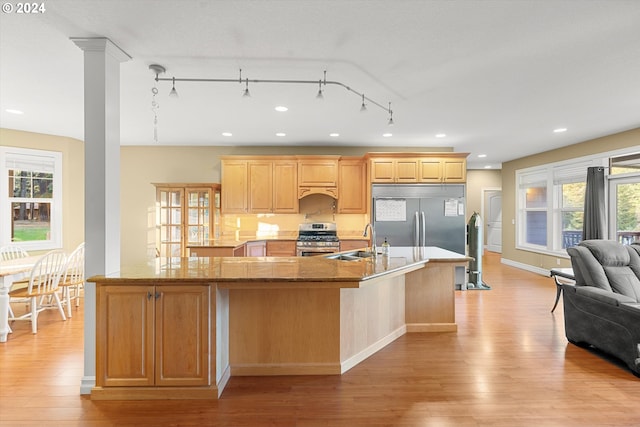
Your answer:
(153, 183), (221, 262)
(221, 160), (248, 213)
(337, 158), (367, 213)
(221, 157), (298, 214)
(368, 153), (468, 183)
(297, 156), (340, 199)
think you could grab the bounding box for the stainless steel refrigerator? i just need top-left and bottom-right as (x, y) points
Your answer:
(371, 184), (467, 287)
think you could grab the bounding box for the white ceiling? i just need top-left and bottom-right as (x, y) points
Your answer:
(1, 0), (639, 169)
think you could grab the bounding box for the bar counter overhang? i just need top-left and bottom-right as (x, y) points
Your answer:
(88, 246), (470, 400)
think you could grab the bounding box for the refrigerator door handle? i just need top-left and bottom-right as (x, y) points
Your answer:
(421, 211), (426, 246)
(414, 211), (420, 246)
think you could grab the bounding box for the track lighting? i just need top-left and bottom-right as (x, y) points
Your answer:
(169, 77), (178, 98)
(243, 78), (251, 97)
(149, 64), (394, 122)
(360, 94), (367, 112)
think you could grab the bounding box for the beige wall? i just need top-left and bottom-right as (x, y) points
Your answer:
(0, 128), (84, 255)
(501, 127), (640, 271)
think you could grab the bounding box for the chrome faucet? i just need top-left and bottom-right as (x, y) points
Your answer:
(363, 223), (377, 256)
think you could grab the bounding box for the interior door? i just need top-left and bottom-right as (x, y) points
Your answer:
(485, 190), (502, 253)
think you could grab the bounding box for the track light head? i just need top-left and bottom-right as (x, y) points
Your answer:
(169, 77), (178, 98)
(360, 94), (367, 112)
(243, 78), (250, 97)
(316, 80), (324, 99)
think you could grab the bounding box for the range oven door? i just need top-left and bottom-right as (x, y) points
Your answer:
(296, 246), (339, 257)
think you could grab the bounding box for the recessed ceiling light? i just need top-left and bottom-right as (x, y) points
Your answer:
(276, 132), (286, 137)
(329, 133), (340, 137)
(383, 133), (393, 137)
(275, 106), (288, 112)
(478, 154), (487, 158)
(221, 132), (233, 137)
(553, 128), (567, 133)
(435, 133), (446, 138)
(6, 109), (24, 115)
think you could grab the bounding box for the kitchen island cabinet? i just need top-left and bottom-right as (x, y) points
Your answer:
(88, 246), (469, 400)
(93, 284), (211, 399)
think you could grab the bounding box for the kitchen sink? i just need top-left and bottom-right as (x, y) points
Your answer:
(326, 250), (376, 261)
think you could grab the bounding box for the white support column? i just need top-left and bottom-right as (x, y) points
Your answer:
(71, 37), (131, 395)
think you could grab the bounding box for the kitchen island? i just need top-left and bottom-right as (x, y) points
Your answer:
(88, 247), (469, 400)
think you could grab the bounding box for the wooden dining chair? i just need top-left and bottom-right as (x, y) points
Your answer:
(1, 245), (30, 319)
(0, 245), (29, 261)
(59, 243), (85, 318)
(8, 249), (67, 334)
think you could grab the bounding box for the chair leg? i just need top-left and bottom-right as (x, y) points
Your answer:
(65, 287), (73, 318)
(31, 297), (37, 334)
(53, 292), (66, 321)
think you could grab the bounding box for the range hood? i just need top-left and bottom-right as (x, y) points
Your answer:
(298, 186), (338, 199)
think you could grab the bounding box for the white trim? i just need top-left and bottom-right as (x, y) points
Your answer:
(0, 146), (63, 250)
(501, 257), (550, 277)
(79, 376), (96, 395)
(340, 325), (406, 374)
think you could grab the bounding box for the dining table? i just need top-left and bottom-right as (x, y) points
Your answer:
(0, 255), (42, 342)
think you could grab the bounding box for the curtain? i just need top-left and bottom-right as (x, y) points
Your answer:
(582, 166), (606, 240)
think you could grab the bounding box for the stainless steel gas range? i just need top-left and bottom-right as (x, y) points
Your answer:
(296, 223), (340, 256)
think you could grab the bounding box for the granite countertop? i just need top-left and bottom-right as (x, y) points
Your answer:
(188, 235), (367, 248)
(87, 247), (470, 287)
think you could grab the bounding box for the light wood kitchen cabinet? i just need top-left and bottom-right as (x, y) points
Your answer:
(441, 158), (466, 182)
(370, 158), (419, 183)
(272, 161), (298, 213)
(189, 244), (245, 257)
(369, 153), (468, 183)
(340, 239), (370, 252)
(337, 159), (367, 213)
(245, 240), (267, 256)
(221, 160), (248, 213)
(153, 183), (220, 261)
(248, 161), (273, 213)
(222, 158), (298, 214)
(297, 157), (339, 187)
(266, 240), (297, 256)
(96, 284), (210, 388)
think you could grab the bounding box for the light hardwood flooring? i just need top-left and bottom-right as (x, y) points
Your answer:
(1, 252), (639, 426)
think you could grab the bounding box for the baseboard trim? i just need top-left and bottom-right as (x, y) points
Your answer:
(340, 325), (406, 374)
(501, 258), (550, 276)
(80, 376), (95, 395)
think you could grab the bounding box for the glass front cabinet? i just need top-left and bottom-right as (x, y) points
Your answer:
(153, 183), (221, 264)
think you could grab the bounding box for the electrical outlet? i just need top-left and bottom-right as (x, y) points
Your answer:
(556, 258), (561, 265)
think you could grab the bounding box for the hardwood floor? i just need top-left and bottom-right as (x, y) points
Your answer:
(1, 252), (639, 426)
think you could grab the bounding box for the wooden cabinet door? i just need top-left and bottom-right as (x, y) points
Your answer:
(221, 160), (248, 213)
(419, 159), (443, 182)
(245, 241), (267, 256)
(370, 159), (395, 182)
(338, 159), (367, 213)
(97, 285), (154, 387)
(442, 159), (466, 182)
(248, 161), (273, 213)
(396, 159), (419, 182)
(155, 285), (209, 386)
(298, 159), (338, 186)
(266, 240), (296, 256)
(273, 162), (298, 213)
(340, 239), (370, 252)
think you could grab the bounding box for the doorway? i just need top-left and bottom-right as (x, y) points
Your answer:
(483, 189), (502, 253)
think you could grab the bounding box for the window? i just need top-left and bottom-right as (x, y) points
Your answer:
(517, 160), (594, 255)
(0, 147), (62, 250)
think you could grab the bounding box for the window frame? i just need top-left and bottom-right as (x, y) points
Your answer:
(516, 155), (609, 257)
(0, 146), (63, 251)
